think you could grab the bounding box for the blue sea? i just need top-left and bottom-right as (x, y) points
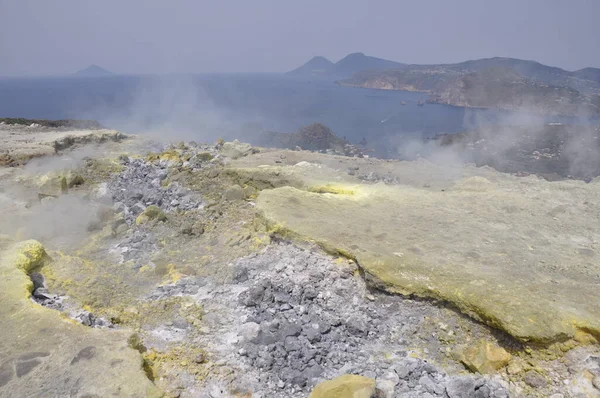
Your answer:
(0, 73), (593, 151)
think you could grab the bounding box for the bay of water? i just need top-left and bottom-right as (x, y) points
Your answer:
(0, 74), (591, 148)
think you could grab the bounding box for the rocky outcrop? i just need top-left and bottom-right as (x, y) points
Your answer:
(0, 239), (160, 397)
(256, 123), (365, 156)
(228, 151), (600, 344)
(0, 123), (126, 166)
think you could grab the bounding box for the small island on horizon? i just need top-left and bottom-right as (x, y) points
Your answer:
(73, 64), (113, 77)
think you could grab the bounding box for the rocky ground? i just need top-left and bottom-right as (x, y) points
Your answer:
(1, 123), (600, 397)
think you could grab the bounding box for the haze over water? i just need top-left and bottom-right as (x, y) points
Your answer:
(0, 74), (590, 150)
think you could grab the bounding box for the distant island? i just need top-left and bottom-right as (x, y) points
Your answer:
(73, 64), (113, 77)
(290, 54), (600, 116)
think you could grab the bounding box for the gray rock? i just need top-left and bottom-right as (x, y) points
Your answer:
(303, 327), (322, 343)
(445, 377), (477, 398)
(345, 316), (368, 336)
(232, 266), (249, 283)
(474, 384), (491, 398)
(279, 367), (297, 382)
(274, 291), (291, 303)
(221, 140), (256, 159)
(76, 312), (94, 327)
(376, 378), (397, 398)
(224, 185), (246, 201)
(319, 320), (332, 334)
(284, 336), (301, 352)
(523, 370), (547, 388)
(29, 273), (45, 289)
(239, 322), (260, 342)
(303, 286), (318, 300)
(592, 375), (600, 391)
(281, 323), (302, 338)
(255, 356), (274, 370)
(291, 373), (307, 387)
(242, 286), (264, 307)
(32, 288), (52, 300)
(419, 374), (444, 395)
(252, 329), (279, 346)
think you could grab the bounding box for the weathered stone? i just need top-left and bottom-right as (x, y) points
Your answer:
(221, 139), (256, 159)
(115, 223), (129, 235)
(523, 370), (547, 388)
(304, 286), (318, 300)
(309, 374), (376, 398)
(224, 185), (246, 201)
(284, 336), (301, 352)
(68, 174), (85, 188)
(180, 221), (204, 236)
(135, 205), (167, 225)
(281, 323), (302, 338)
(304, 327), (322, 343)
(376, 379), (396, 398)
(242, 285), (265, 307)
(38, 176), (68, 199)
(232, 265), (249, 282)
(474, 384), (491, 398)
(460, 340), (511, 374)
(445, 377), (477, 398)
(32, 287), (52, 300)
(346, 316), (368, 336)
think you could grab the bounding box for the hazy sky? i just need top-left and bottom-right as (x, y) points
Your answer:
(1, 0), (598, 76)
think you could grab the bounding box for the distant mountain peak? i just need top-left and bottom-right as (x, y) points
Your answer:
(343, 52), (366, 58)
(288, 52), (405, 78)
(309, 56), (332, 62)
(287, 56), (334, 77)
(73, 65), (113, 77)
